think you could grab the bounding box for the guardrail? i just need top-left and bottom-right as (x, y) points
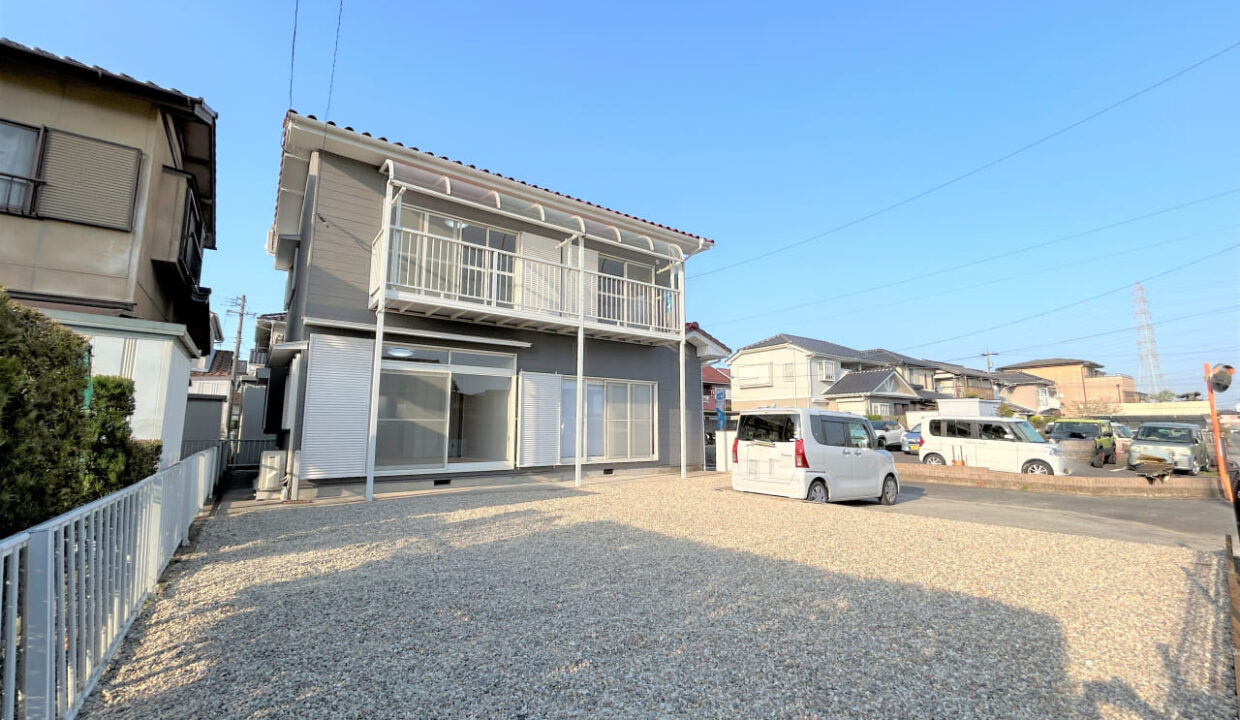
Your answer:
(0, 446), (218, 720)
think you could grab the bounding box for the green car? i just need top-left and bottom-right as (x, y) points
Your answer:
(1047, 419), (1117, 465)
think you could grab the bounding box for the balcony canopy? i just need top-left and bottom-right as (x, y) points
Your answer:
(384, 159), (688, 262)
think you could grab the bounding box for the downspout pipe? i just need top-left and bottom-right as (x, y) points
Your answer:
(364, 162), (400, 502)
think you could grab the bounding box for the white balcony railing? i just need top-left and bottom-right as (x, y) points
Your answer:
(373, 228), (681, 338)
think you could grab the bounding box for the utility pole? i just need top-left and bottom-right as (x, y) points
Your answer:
(223, 296), (256, 441)
(982, 347), (997, 400)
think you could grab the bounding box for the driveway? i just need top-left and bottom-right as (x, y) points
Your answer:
(82, 474), (1232, 719)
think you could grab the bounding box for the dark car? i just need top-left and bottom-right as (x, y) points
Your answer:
(1047, 419), (1117, 465)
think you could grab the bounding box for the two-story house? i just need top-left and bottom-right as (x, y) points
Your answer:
(729, 334), (926, 417)
(994, 370), (1061, 416)
(930, 362), (997, 399)
(0, 40), (217, 468)
(260, 112), (712, 495)
(995, 358), (1137, 415)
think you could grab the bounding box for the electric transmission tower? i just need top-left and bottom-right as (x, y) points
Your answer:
(1131, 283), (1165, 396)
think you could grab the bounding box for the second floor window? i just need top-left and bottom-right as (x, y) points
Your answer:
(180, 189), (205, 285)
(0, 120), (39, 214)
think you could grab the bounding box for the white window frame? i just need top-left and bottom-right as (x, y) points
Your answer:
(375, 341), (517, 476)
(737, 362), (773, 388)
(557, 375), (658, 464)
(814, 358), (836, 383)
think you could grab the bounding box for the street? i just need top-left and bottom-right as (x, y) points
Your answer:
(857, 480), (1235, 552)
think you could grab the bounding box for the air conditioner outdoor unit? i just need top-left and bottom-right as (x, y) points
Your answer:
(257, 451), (286, 493)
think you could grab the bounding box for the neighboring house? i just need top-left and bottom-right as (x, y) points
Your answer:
(248, 311), (287, 369)
(261, 112), (712, 488)
(686, 321), (732, 432)
(0, 40), (217, 469)
(996, 358), (1137, 415)
(861, 348), (939, 393)
(930, 362), (997, 399)
(820, 368), (920, 418)
(995, 370), (1062, 416)
(729, 334), (886, 411)
(188, 349), (240, 397)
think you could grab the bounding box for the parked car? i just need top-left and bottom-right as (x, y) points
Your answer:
(1127, 423), (1212, 475)
(868, 419), (905, 449)
(920, 416), (1067, 475)
(1111, 424), (1133, 458)
(732, 408), (899, 504)
(1046, 419), (1117, 465)
(901, 423), (923, 454)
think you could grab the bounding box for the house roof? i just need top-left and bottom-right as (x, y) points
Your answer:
(996, 358), (1102, 371)
(685, 322), (730, 353)
(822, 368), (917, 397)
(1, 38), (218, 249)
(932, 361), (992, 379)
(995, 370), (1054, 386)
(258, 312), (287, 322)
(279, 111), (711, 246)
(192, 350), (237, 377)
(736, 333), (871, 362)
(916, 388), (954, 401)
(702, 366), (731, 385)
(861, 348), (938, 369)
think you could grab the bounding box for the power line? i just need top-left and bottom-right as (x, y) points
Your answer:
(324, 0), (344, 119)
(690, 38), (1240, 280)
(940, 303), (1240, 362)
(288, 0), (300, 109)
(712, 186), (1240, 327)
(898, 241), (1240, 352)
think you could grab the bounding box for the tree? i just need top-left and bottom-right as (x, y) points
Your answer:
(0, 290), (91, 536)
(84, 376), (161, 499)
(1150, 390), (1177, 403)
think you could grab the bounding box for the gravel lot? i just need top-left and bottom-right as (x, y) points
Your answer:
(82, 474), (1234, 719)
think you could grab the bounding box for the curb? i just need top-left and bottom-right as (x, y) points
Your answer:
(900, 471), (1223, 500)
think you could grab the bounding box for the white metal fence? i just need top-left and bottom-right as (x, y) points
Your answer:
(0, 447), (219, 720)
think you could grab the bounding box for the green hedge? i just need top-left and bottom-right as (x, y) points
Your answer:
(0, 290), (160, 537)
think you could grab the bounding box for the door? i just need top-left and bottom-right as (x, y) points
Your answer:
(976, 420), (1021, 473)
(844, 420), (884, 498)
(810, 417), (854, 498)
(736, 413), (798, 496)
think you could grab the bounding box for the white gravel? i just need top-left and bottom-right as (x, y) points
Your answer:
(81, 474), (1234, 719)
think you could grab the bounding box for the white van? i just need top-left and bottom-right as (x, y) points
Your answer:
(918, 416), (1067, 475)
(731, 408), (900, 504)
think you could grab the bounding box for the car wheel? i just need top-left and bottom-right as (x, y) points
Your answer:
(878, 476), (898, 505)
(807, 479), (828, 504)
(1189, 461), (1200, 476)
(876, 436), (886, 449)
(1105, 448), (1117, 465)
(1090, 451), (1104, 469)
(923, 453), (945, 466)
(1022, 460), (1053, 475)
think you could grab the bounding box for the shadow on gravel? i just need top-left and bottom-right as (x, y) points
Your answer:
(81, 499), (1228, 720)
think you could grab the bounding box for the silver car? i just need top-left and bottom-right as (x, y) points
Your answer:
(1127, 423), (1212, 475)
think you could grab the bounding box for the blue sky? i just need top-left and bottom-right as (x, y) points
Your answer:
(4, 1), (1237, 394)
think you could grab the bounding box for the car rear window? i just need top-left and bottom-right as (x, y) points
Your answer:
(1053, 422), (1099, 437)
(738, 414), (798, 443)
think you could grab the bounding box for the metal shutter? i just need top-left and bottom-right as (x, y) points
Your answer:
(517, 232), (562, 314)
(299, 334), (374, 479)
(518, 372), (561, 467)
(36, 130), (142, 231)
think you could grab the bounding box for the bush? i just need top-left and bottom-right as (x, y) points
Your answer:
(1028, 415), (1048, 430)
(0, 290), (161, 537)
(84, 376), (161, 498)
(0, 290), (91, 536)
(866, 414), (884, 420)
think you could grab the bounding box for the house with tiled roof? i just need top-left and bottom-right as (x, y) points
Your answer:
(260, 111), (714, 494)
(994, 370), (1062, 415)
(728, 333), (889, 411)
(0, 39), (218, 469)
(995, 358), (1136, 414)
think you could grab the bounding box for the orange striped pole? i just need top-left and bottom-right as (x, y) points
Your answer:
(1206, 362), (1233, 503)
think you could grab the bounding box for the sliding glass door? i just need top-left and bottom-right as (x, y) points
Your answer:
(559, 377), (656, 463)
(376, 344), (515, 473)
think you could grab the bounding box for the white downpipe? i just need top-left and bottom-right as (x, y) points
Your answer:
(678, 261), (687, 479)
(364, 173), (398, 502)
(574, 234), (585, 488)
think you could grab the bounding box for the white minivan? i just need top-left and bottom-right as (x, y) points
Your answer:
(918, 416), (1067, 475)
(731, 408), (900, 504)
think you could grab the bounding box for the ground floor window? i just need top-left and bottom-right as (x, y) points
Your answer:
(559, 378), (656, 462)
(376, 343), (515, 471)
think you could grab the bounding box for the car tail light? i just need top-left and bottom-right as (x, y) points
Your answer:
(732, 436), (739, 463)
(795, 438), (809, 468)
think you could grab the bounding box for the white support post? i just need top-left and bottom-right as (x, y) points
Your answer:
(575, 234), (586, 488)
(22, 526), (56, 720)
(364, 178), (397, 502)
(678, 260), (687, 479)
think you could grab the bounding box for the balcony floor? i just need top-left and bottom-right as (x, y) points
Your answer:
(381, 287), (680, 345)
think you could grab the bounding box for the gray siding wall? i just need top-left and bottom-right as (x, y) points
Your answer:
(289, 151), (705, 471)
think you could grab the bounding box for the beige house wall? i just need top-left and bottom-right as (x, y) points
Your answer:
(1016, 364), (1136, 413)
(0, 63), (183, 321)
